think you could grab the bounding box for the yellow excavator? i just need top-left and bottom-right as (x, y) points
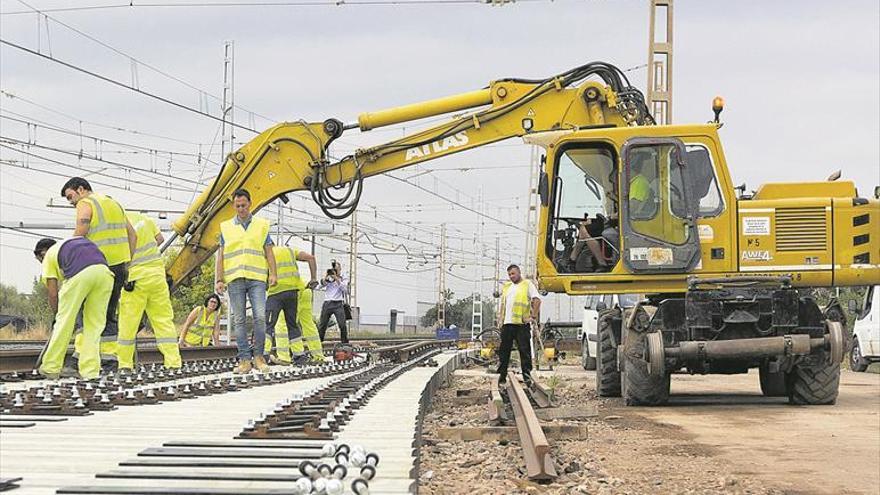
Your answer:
(166, 61), (879, 406)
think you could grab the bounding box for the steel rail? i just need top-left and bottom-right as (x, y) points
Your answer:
(505, 371), (557, 482)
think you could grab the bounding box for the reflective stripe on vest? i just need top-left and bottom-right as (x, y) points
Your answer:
(501, 281), (531, 324)
(220, 217), (270, 282)
(268, 246), (303, 296)
(185, 307), (216, 346)
(83, 193), (130, 265)
(128, 212), (165, 279)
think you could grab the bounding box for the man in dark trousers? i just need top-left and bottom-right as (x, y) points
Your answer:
(496, 264), (542, 385)
(317, 260), (349, 343)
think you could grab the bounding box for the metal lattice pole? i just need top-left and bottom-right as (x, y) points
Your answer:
(647, 0), (673, 124)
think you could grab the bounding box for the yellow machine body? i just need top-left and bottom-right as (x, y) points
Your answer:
(166, 62), (879, 296)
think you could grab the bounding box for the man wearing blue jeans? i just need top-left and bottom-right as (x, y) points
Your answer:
(215, 189), (277, 374)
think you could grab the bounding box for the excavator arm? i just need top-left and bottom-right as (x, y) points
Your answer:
(167, 62), (652, 287)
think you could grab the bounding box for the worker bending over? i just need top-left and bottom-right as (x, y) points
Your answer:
(495, 264), (542, 385)
(215, 189), (277, 374)
(116, 212), (182, 370)
(265, 245), (318, 365)
(62, 177), (137, 364)
(179, 294), (222, 347)
(34, 237), (114, 379)
(290, 288), (325, 362)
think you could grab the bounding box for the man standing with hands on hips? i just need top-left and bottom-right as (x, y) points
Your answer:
(215, 189), (278, 374)
(496, 264), (542, 385)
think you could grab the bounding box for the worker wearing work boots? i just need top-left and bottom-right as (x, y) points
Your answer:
(265, 245), (318, 365)
(495, 264), (541, 385)
(296, 288), (325, 362)
(62, 177), (137, 365)
(179, 294), (222, 347)
(34, 237), (114, 380)
(117, 212), (182, 370)
(216, 189), (277, 374)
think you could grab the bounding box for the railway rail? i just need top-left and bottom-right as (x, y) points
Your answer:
(505, 371), (558, 483)
(0, 340), (470, 494)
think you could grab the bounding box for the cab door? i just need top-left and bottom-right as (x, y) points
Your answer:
(620, 137), (701, 274)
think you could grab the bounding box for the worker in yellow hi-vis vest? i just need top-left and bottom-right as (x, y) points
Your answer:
(275, 288), (324, 363)
(265, 245), (317, 365)
(62, 177), (137, 364)
(495, 264), (542, 386)
(215, 189), (278, 374)
(34, 237), (114, 380)
(179, 294), (222, 347)
(117, 212), (182, 370)
(297, 287), (325, 362)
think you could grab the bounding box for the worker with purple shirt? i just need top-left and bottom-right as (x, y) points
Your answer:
(34, 237), (114, 379)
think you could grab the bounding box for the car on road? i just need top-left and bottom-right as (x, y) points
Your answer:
(579, 294), (640, 370)
(850, 286), (880, 372)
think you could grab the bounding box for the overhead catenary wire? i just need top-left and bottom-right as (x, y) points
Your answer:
(0, 38), (260, 134)
(8, 0), (279, 126)
(1, 0), (557, 15)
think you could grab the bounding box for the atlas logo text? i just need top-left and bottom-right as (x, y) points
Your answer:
(405, 131), (469, 161)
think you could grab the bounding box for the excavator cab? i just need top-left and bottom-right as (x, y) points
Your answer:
(540, 126), (722, 285)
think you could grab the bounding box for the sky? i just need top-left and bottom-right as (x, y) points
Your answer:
(0, 0), (878, 323)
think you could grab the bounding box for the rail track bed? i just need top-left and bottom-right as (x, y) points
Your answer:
(0, 340), (471, 494)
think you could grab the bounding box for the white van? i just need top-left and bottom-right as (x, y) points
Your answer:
(579, 294), (640, 370)
(851, 286), (880, 372)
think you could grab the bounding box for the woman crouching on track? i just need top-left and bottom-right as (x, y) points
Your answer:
(178, 294), (222, 347)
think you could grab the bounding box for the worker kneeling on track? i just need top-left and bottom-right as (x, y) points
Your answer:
(179, 294), (222, 347)
(117, 212), (182, 370)
(264, 245), (318, 365)
(34, 237), (115, 380)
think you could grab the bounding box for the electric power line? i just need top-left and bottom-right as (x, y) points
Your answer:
(0, 38), (260, 134)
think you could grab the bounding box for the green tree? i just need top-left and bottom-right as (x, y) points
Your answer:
(0, 280), (52, 330)
(164, 247), (218, 323)
(420, 291), (496, 332)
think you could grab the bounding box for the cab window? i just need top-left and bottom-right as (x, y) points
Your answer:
(681, 144), (724, 217)
(548, 144), (620, 274)
(626, 143), (691, 246)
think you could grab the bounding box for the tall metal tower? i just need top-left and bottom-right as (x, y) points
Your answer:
(523, 145), (541, 279)
(220, 40), (235, 161)
(647, 0), (673, 125)
(218, 40), (235, 344)
(437, 223), (447, 328)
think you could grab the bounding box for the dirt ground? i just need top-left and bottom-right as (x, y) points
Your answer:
(417, 358), (880, 495)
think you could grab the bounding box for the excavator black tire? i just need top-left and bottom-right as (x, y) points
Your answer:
(759, 364), (788, 397)
(596, 313), (621, 397)
(623, 334), (670, 406)
(787, 355), (840, 405)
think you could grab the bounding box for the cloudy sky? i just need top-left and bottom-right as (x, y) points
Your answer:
(1, 0), (878, 323)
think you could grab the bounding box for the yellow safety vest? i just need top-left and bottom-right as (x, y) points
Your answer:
(220, 216), (270, 282)
(127, 212), (165, 281)
(185, 307), (216, 346)
(501, 281), (531, 324)
(268, 246), (303, 296)
(82, 193), (130, 266)
(630, 174), (650, 202)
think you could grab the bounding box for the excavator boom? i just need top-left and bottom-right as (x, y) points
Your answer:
(167, 62), (651, 287)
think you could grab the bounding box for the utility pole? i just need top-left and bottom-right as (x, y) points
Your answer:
(220, 40), (235, 163)
(437, 223), (447, 328)
(348, 210), (358, 331)
(219, 40), (235, 344)
(524, 145), (541, 279)
(647, 0), (673, 124)
(471, 233), (482, 341)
